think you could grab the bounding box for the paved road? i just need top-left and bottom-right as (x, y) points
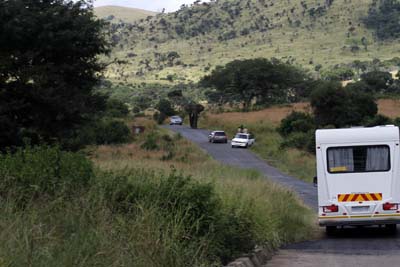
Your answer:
(165, 125), (317, 208)
(165, 125), (400, 267)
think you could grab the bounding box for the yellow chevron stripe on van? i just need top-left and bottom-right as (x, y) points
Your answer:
(338, 193), (382, 202)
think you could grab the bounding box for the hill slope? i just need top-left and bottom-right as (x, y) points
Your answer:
(100, 0), (400, 85)
(94, 6), (156, 24)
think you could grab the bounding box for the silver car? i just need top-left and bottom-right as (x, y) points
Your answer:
(170, 116), (183, 125)
(208, 131), (228, 143)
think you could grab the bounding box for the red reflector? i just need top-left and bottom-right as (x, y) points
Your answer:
(383, 203), (398, 211)
(323, 205), (339, 213)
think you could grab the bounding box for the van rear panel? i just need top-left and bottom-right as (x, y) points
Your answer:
(316, 127), (400, 227)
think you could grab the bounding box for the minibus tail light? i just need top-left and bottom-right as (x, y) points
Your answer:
(383, 203), (398, 211)
(323, 205), (339, 213)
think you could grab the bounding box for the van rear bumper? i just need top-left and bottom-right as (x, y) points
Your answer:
(319, 215), (400, 226)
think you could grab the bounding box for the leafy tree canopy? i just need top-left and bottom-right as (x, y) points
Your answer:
(310, 81), (377, 127)
(360, 70), (393, 92)
(0, 0), (109, 149)
(201, 58), (310, 110)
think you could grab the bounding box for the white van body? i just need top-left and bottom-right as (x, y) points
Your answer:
(316, 126), (400, 229)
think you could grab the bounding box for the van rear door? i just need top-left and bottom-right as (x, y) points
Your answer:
(319, 143), (398, 220)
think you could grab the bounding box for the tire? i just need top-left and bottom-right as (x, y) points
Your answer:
(326, 226), (336, 236)
(224, 140), (228, 144)
(244, 144), (248, 148)
(232, 145), (235, 148)
(386, 224), (397, 234)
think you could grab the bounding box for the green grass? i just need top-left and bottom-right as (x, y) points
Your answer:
(200, 114), (316, 183)
(0, 129), (316, 266)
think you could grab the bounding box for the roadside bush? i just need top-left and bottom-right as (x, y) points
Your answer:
(66, 119), (131, 149)
(363, 114), (393, 127)
(97, 169), (259, 264)
(278, 111), (315, 137)
(0, 145), (93, 203)
(141, 132), (159, 150)
(96, 120), (131, 145)
(105, 98), (130, 118)
(281, 131), (315, 153)
(153, 111), (169, 124)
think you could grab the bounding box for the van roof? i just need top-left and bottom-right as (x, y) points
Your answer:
(316, 126), (400, 145)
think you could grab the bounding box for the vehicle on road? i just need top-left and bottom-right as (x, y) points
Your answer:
(208, 131), (228, 143)
(315, 126), (400, 234)
(169, 116), (183, 125)
(231, 133), (255, 148)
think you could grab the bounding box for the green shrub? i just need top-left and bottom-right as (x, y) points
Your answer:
(141, 132), (159, 151)
(66, 119), (131, 149)
(281, 131), (315, 153)
(363, 114), (393, 127)
(105, 98), (130, 118)
(95, 120), (131, 145)
(0, 145), (93, 203)
(97, 169), (260, 264)
(278, 111), (315, 137)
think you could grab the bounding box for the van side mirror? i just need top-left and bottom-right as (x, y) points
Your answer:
(313, 176), (318, 187)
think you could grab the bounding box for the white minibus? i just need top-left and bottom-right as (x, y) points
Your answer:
(316, 126), (400, 234)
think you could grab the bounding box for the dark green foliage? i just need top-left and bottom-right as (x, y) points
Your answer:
(98, 169), (256, 264)
(68, 119), (131, 148)
(94, 120), (131, 145)
(310, 81), (377, 127)
(281, 131), (316, 153)
(364, 0), (400, 40)
(105, 99), (130, 118)
(141, 132), (159, 150)
(201, 58), (310, 110)
(321, 66), (355, 81)
(156, 99), (175, 116)
(0, 145), (93, 203)
(363, 114), (393, 127)
(360, 71), (393, 93)
(0, 0), (109, 150)
(278, 111), (315, 137)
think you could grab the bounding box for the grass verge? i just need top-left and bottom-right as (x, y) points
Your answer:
(200, 112), (316, 183)
(0, 121), (316, 266)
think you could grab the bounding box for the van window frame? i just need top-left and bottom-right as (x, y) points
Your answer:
(326, 145), (391, 174)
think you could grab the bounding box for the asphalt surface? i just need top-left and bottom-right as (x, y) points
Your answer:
(164, 125), (318, 208)
(165, 125), (400, 267)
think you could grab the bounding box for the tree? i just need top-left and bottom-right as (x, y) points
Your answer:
(201, 58), (310, 110)
(156, 99), (175, 117)
(310, 81), (377, 127)
(364, 0), (400, 40)
(360, 71), (393, 93)
(0, 0), (109, 149)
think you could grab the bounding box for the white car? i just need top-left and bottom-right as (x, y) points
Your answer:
(170, 116), (183, 125)
(231, 133), (255, 148)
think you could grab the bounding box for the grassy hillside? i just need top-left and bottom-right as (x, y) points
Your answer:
(94, 6), (156, 24)
(100, 0), (400, 85)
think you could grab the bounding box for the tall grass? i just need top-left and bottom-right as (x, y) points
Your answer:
(0, 127), (315, 266)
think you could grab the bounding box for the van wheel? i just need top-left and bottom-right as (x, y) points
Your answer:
(385, 224), (397, 234)
(326, 226), (336, 236)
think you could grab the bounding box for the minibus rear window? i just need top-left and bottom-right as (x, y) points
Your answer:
(327, 145), (390, 173)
